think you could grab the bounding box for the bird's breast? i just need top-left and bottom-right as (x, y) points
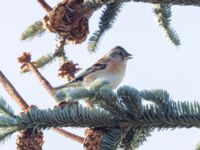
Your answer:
(83, 65), (126, 89)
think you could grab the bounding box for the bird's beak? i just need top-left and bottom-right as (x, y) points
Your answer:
(124, 53), (133, 60)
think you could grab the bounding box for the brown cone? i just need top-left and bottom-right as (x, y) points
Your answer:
(83, 128), (103, 150)
(43, 0), (93, 44)
(58, 60), (81, 80)
(16, 129), (44, 150)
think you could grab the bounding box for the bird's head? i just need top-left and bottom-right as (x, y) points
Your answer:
(106, 46), (132, 62)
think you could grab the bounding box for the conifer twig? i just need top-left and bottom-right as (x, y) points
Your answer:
(52, 127), (84, 144)
(27, 63), (56, 97)
(0, 71), (29, 111)
(37, 0), (52, 13)
(20, 21), (46, 41)
(53, 36), (68, 66)
(27, 62), (84, 144)
(0, 71), (43, 149)
(18, 54), (85, 144)
(0, 69), (84, 145)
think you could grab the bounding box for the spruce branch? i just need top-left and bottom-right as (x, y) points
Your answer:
(0, 71), (43, 147)
(0, 127), (19, 144)
(18, 103), (115, 130)
(0, 115), (18, 128)
(0, 66), (83, 145)
(20, 36), (68, 73)
(22, 35), (67, 71)
(117, 86), (142, 119)
(55, 86), (200, 129)
(53, 35), (68, 66)
(153, 4), (180, 46)
(100, 128), (121, 150)
(58, 87), (126, 117)
(84, 0), (129, 8)
(0, 71), (29, 111)
(84, 0), (110, 7)
(0, 97), (15, 117)
(3, 82), (200, 148)
(2, 86), (200, 149)
(18, 52), (84, 143)
(27, 62), (55, 97)
(52, 127), (84, 144)
(20, 21), (46, 41)
(140, 89), (170, 107)
(37, 0), (52, 13)
(0, 98), (19, 144)
(20, 54), (54, 73)
(131, 129), (152, 149)
(18, 52), (55, 98)
(116, 87), (153, 150)
(85, 0), (200, 7)
(88, 2), (123, 52)
(0, 110), (18, 143)
(55, 87), (200, 132)
(120, 128), (152, 150)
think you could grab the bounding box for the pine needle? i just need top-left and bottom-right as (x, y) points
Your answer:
(0, 127), (18, 144)
(153, 4), (181, 46)
(0, 97), (15, 117)
(20, 54), (54, 73)
(20, 21), (46, 41)
(88, 2), (123, 52)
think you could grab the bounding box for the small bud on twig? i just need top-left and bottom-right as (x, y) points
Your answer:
(18, 52), (32, 69)
(58, 61), (81, 80)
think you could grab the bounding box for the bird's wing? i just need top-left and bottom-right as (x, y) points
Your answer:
(54, 59), (108, 90)
(70, 61), (107, 83)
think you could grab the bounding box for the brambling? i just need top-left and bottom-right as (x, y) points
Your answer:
(54, 46), (132, 90)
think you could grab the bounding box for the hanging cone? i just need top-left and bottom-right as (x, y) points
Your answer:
(43, 0), (94, 44)
(16, 129), (44, 150)
(83, 128), (103, 150)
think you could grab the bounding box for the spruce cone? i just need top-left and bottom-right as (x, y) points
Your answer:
(43, 0), (93, 44)
(16, 129), (44, 150)
(83, 128), (103, 150)
(18, 52), (32, 70)
(18, 52), (31, 64)
(58, 60), (81, 80)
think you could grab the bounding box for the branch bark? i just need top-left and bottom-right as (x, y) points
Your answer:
(37, 0), (52, 12)
(0, 70), (84, 146)
(0, 71), (29, 111)
(52, 128), (84, 144)
(26, 62), (84, 144)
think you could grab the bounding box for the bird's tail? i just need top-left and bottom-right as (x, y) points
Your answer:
(54, 84), (68, 91)
(54, 82), (81, 91)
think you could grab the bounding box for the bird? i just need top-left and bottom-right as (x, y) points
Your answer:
(54, 46), (132, 91)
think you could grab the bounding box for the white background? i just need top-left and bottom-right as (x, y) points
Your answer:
(0, 1), (200, 149)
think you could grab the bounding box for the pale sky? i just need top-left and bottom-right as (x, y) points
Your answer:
(1, 1), (200, 150)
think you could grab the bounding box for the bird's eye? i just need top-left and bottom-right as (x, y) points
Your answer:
(119, 52), (123, 56)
